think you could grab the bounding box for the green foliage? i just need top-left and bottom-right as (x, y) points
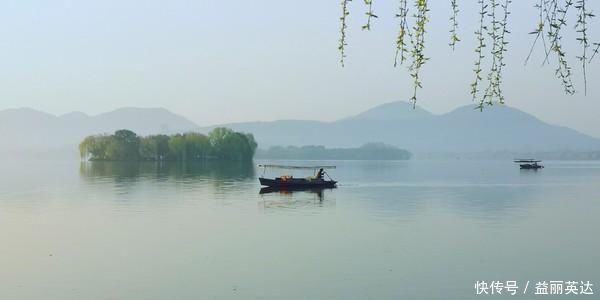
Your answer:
(526, 0), (576, 95)
(185, 133), (211, 160)
(209, 127), (257, 160)
(574, 0), (592, 95)
(109, 129), (140, 161)
(79, 134), (112, 160)
(449, 0), (460, 50)
(471, 0), (487, 106)
(339, 0), (351, 67)
(168, 134), (188, 160)
(394, 0), (410, 67)
(339, 0), (597, 108)
(408, 0), (430, 107)
(140, 134), (170, 161)
(481, 0), (511, 108)
(466, 0), (513, 109)
(80, 128), (257, 162)
(546, 0), (576, 95)
(362, 0), (378, 30)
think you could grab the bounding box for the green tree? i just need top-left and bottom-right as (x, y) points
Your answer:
(208, 127), (233, 155)
(208, 128), (257, 160)
(168, 134), (187, 161)
(140, 134), (170, 160)
(81, 128), (256, 162)
(79, 134), (112, 160)
(184, 133), (210, 160)
(109, 129), (140, 161)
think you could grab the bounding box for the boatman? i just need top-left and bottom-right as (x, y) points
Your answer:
(316, 168), (324, 180)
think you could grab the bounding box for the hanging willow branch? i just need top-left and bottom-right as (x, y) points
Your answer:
(476, 0), (509, 107)
(408, 0), (429, 107)
(362, 0), (378, 30)
(394, 0), (410, 67)
(339, 0), (351, 67)
(525, 1), (549, 65)
(482, 0), (501, 106)
(591, 42), (600, 62)
(338, 0), (597, 108)
(545, 0), (575, 95)
(392, 0), (430, 107)
(449, 0), (460, 49)
(541, 0), (560, 66)
(574, 0), (593, 95)
(471, 0), (487, 107)
(494, 0), (511, 104)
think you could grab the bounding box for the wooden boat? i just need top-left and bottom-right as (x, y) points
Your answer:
(259, 186), (329, 195)
(514, 159), (544, 170)
(258, 164), (337, 188)
(258, 177), (337, 188)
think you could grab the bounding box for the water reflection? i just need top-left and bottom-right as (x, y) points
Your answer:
(80, 160), (255, 181)
(79, 161), (257, 203)
(258, 188), (336, 212)
(259, 186), (334, 198)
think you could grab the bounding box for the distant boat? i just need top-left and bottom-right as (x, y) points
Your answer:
(514, 159), (544, 170)
(257, 164), (337, 189)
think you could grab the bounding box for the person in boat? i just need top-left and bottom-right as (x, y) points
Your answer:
(316, 168), (324, 180)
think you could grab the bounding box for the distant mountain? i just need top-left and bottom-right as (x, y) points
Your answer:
(204, 101), (600, 153)
(0, 107), (198, 155)
(343, 101), (433, 121)
(2, 102), (600, 157)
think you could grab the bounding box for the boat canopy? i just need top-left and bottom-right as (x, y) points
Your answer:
(258, 164), (336, 169)
(514, 159), (542, 163)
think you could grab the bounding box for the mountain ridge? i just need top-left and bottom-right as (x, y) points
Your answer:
(1, 102), (599, 155)
(204, 102), (600, 152)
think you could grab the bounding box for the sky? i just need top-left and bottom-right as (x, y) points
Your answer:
(1, 0), (600, 137)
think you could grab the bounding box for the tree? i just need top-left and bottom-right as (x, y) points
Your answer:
(80, 128), (257, 162)
(209, 127), (257, 160)
(168, 134), (187, 161)
(184, 133), (210, 160)
(110, 129), (140, 161)
(244, 133), (258, 158)
(79, 134), (111, 160)
(140, 134), (170, 160)
(208, 127), (234, 158)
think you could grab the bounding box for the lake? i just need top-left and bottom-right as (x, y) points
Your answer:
(0, 159), (598, 299)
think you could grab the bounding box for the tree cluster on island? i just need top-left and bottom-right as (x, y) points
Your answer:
(256, 143), (412, 160)
(79, 128), (257, 161)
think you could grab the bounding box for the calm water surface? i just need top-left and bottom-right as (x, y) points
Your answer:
(0, 159), (598, 299)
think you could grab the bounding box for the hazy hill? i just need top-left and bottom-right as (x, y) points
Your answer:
(206, 102), (600, 153)
(0, 107), (198, 156)
(2, 102), (600, 157)
(342, 101), (433, 121)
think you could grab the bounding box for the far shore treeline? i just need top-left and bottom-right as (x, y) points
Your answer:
(256, 143), (412, 160)
(79, 128), (257, 161)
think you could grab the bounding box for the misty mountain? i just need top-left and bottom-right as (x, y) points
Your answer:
(342, 101), (434, 122)
(0, 107), (198, 154)
(205, 101), (600, 153)
(2, 102), (600, 157)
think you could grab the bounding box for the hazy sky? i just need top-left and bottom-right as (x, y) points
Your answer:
(1, 1), (599, 137)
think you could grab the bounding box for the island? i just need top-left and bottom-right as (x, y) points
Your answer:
(79, 127), (257, 161)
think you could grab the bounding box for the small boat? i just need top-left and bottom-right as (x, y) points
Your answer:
(259, 186), (329, 195)
(514, 159), (544, 170)
(258, 164), (337, 188)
